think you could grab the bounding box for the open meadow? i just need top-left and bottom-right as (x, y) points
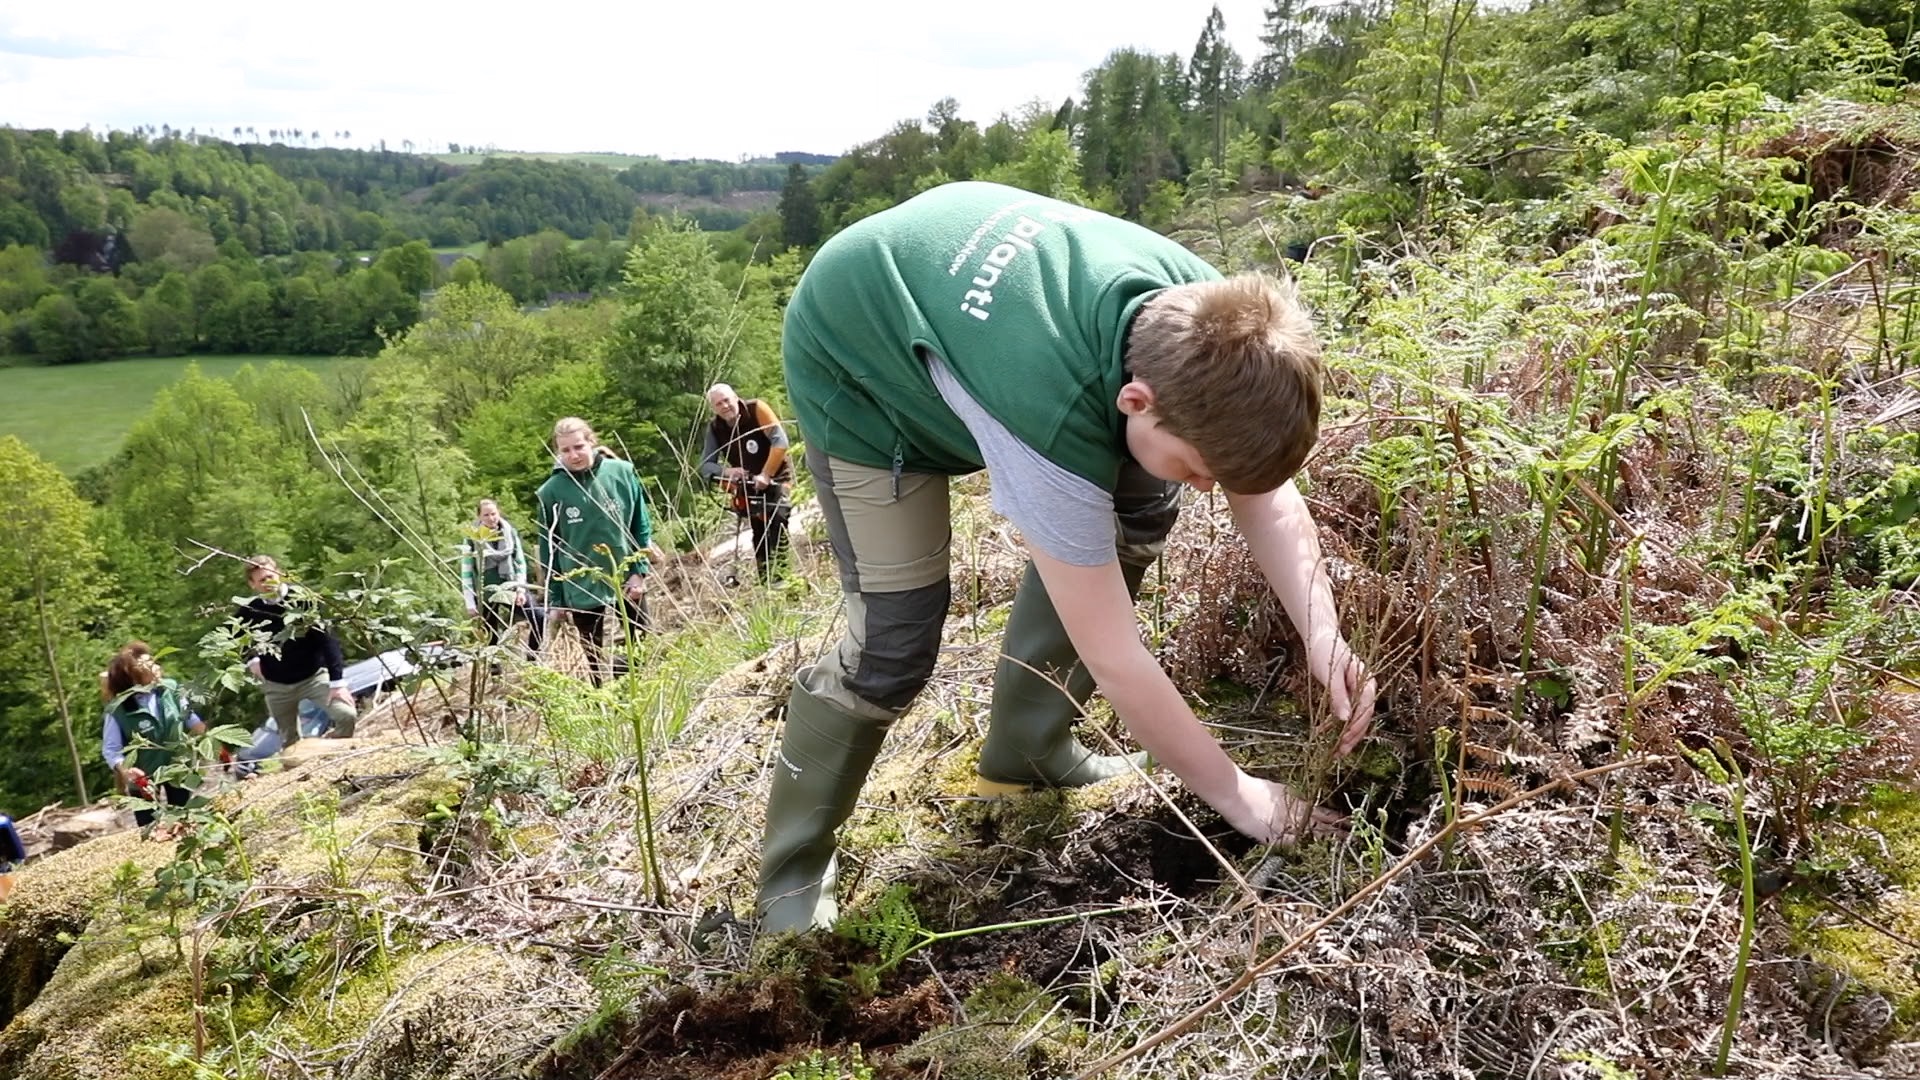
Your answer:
(0, 355), (366, 473)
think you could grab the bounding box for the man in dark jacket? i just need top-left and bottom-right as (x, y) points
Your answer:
(700, 383), (793, 583)
(235, 555), (357, 745)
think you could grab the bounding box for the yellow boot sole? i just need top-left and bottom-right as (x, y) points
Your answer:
(972, 775), (1036, 797)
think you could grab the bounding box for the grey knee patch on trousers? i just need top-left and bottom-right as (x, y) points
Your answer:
(848, 580), (950, 711)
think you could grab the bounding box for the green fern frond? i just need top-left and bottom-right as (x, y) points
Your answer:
(838, 883), (923, 965)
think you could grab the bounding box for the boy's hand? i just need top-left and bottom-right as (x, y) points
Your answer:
(1219, 770), (1345, 844)
(1311, 635), (1377, 757)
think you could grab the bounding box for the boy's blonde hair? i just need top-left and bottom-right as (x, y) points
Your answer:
(1126, 273), (1323, 494)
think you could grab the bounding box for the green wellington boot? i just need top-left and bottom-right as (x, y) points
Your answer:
(975, 561), (1154, 794)
(757, 677), (892, 934)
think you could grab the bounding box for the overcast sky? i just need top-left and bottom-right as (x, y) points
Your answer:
(1, 2), (1274, 161)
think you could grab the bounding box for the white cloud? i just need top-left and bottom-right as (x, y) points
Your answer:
(0, 1), (1274, 159)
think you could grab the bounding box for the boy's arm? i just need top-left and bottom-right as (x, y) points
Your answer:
(318, 625), (350, 695)
(1030, 548), (1343, 842)
(235, 603), (263, 661)
(1227, 480), (1377, 755)
(235, 603), (268, 678)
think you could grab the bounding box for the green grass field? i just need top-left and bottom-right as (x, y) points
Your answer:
(0, 355), (367, 473)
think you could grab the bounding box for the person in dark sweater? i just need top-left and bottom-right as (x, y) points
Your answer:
(235, 555), (357, 745)
(700, 383), (794, 583)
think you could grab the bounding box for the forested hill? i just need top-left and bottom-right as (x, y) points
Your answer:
(0, 130), (824, 361)
(0, 130), (812, 253)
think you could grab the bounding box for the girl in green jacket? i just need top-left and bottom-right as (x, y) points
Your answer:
(535, 417), (653, 685)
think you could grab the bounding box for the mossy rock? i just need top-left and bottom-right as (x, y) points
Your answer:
(1, 936), (563, 1080)
(218, 745), (463, 887)
(0, 828), (172, 1029)
(0, 743), (568, 1080)
(0, 927), (195, 1080)
(325, 945), (565, 1080)
(1791, 789), (1920, 1034)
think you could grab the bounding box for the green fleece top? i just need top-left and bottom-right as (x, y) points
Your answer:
(535, 453), (652, 609)
(782, 181), (1221, 489)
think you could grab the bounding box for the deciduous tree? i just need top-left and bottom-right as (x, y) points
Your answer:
(0, 437), (117, 808)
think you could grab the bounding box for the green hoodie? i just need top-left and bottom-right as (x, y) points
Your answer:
(782, 181), (1221, 490)
(535, 453), (652, 609)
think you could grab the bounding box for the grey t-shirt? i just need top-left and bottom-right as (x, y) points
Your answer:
(926, 354), (1117, 566)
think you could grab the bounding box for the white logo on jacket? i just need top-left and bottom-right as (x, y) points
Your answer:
(958, 215), (1048, 322)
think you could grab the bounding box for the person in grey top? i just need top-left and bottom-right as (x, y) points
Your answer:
(461, 498), (544, 659)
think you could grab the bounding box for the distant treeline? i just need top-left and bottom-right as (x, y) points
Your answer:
(770, 0), (1918, 242)
(0, 226), (670, 362)
(0, 126), (826, 255)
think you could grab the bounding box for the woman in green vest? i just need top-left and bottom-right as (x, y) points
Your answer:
(101, 641), (207, 827)
(759, 181), (1378, 933)
(462, 497), (545, 659)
